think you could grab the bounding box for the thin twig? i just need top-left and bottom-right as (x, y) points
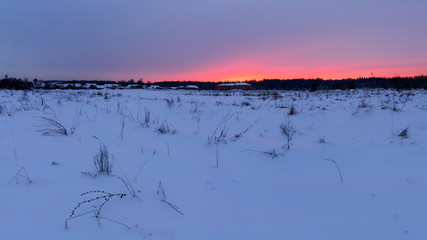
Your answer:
(10, 125), (17, 161)
(207, 109), (235, 144)
(162, 199), (184, 215)
(65, 210), (96, 229)
(167, 142), (170, 156)
(95, 216), (132, 229)
(228, 125), (252, 142)
(132, 160), (147, 183)
(157, 181), (183, 215)
(6, 167), (32, 185)
(157, 181), (166, 200)
(323, 159), (344, 183)
(113, 158), (137, 197)
(241, 149), (283, 159)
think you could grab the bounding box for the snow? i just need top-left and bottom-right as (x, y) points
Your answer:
(217, 83), (251, 86)
(185, 85), (199, 89)
(0, 89), (426, 239)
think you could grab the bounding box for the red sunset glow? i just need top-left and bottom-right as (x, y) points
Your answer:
(145, 54), (427, 82)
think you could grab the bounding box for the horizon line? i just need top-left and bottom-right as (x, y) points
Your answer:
(9, 74), (425, 83)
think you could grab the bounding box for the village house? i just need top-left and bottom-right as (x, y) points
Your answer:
(216, 82), (252, 90)
(185, 85), (199, 90)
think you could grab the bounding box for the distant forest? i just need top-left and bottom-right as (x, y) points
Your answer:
(152, 76), (427, 90)
(1, 76), (427, 90)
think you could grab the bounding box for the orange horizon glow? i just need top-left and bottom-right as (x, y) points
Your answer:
(139, 45), (427, 83)
(145, 62), (427, 83)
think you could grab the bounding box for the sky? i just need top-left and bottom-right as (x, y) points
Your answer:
(1, 0), (427, 82)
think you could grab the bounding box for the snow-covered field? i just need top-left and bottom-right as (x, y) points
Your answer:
(1, 89), (426, 240)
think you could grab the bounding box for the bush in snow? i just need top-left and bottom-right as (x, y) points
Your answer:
(94, 145), (113, 175)
(207, 110), (235, 145)
(38, 109), (79, 136)
(207, 125), (228, 144)
(288, 104), (297, 115)
(318, 136), (326, 143)
(38, 117), (69, 136)
(280, 117), (296, 150)
(165, 98), (174, 109)
(397, 127), (409, 139)
(156, 120), (176, 134)
(140, 108), (151, 128)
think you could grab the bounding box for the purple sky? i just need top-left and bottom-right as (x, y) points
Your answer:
(1, 0), (427, 81)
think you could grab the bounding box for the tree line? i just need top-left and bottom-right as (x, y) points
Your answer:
(1, 75), (427, 90)
(154, 76), (427, 90)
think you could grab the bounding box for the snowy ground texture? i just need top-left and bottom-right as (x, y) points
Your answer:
(1, 89), (427, 240)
